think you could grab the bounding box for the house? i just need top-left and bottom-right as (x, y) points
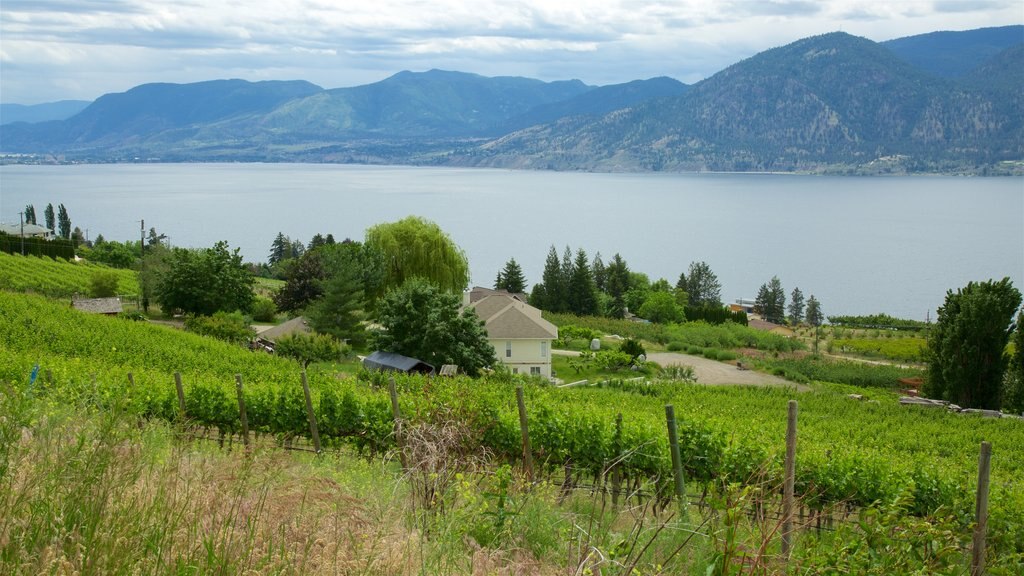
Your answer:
(253, 316), (313, 352)
(467, 292), (558, 379)
(462, 286), (528, 305)
(730, 299), (756, 314)
(0, 223), (55, 239)
(71, 296), (123, 315)
(362, 351), (435, 375)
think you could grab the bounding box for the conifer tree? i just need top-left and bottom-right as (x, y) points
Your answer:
(567, 248), (599, 315)
(539, 245), (568, 312)
(788, 287), (805, 324)
(592, 252), (607, 292)
(495, 258), (527, 294)
(604, 253), (630, 318)
(684, 261), (722, 308)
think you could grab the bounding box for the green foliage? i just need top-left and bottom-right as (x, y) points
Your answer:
(370, 278), (496, 376)
(681, 260), (722, 308)
(829, 313), (930, 331)
(494, 257), (526, 294)
(566, 248), (599, 316)
(684, 305), (748, 325)
(156, 241), (254, 316)
(364, 216), (469, 296)
(789, 286), (805, 324)
(754, 276), (786, 324)
(88, 270), (119, 298)
(752, 355), (923, 388)
(274, 332), (348, 367)
(273, 250), (325, 312)
(0, 231), (75, 259)
(83, 239), (139, 269)
(1005, 312), (1024, 414)
(250, 297), (277, 323)
(183, 311), (255, 345)
(638, 290), (684, 324)
(924, 278), (1021, 410)
(0, 251), (140, 298)
(833, 337), (927, 362)
(57, 203), (71, 239)
(305, 243), (367, 347)
(553, 324), (599, 349)
(619, 338), (646, 361)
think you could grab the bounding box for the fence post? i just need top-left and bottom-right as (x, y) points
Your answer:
(664, 404), (687, 518)
(516, 386), (534, 482)
(971, 441), (992, 576)
(174, 372), (186, 421)
(388, 378), (407, 471)
(782, 400), (798, 556)
(127, 372), (135, 388)
(301, 371), (322, 455)
(235, 374), (250, 451)
(612, 412), (623, 507)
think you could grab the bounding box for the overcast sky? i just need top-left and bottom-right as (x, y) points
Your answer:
(1, 0), (1021, 104)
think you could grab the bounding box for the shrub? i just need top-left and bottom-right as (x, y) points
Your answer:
(275, 332), (348, 367)
(89, 270), (119, 298)
(620, 338), (646, 361)
(250, 297), (277, 323)
(184, 311), (255, 345)
(667, 341), (684, 352)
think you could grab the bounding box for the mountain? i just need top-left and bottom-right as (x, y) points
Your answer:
(882, 25), (1023, 78)
(0, 100), (92, 125)
(459, 32), (1022, 173)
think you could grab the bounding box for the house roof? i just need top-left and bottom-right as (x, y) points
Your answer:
(468, 294), (557, 340)
(257, 316), (312, 342)
(0, 223), (53, 237)
(71, 297), (123, 314)
(464, 286), (527, 305)
(362, 351), (435, 374)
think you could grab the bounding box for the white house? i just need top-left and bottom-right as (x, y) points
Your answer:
(465, 288), (558, 379)
(0, 223), (55, 239)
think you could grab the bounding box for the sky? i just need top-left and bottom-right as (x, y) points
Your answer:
(1, 0), (1022, 105)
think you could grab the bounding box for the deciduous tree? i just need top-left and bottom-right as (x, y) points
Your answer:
(24, 205), (36, 225)
(44, 204), (55, 232)
(57, 203), (71, 239)
(370, 278), (496, 376)
(364, 216), (469, 296)
(639, 291), (685, 324)
(924, 278), (1021, 410)
(156, 241), (254, 316)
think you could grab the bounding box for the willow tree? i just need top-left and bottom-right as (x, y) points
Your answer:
(364, 216), (469, 296)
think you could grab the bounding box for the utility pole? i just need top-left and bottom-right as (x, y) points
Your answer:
(18, 211), (25, 255)
(140, 219), (148, 312)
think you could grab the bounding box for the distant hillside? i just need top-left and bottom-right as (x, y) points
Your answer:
(882, 25), (1023, 78)
(0, 100), (91, 125)
(458, 32), (1022, 173)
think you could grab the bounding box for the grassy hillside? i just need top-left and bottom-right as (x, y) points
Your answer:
(0, 251), (140, 298)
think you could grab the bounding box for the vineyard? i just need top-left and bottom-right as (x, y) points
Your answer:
(0, 252), (140, 298)
(2, 291), (1022, 570)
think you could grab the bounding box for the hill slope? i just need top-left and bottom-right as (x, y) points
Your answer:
(0, 100), (92, 125)
(882, 25), (1024, 78)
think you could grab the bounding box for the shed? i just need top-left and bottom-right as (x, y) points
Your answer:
(71, 296), (123, 315)
(253, 316), (313, 353)
(362, 351), (435, 375)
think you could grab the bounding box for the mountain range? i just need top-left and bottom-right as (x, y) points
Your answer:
(1, 25), (1020, 174)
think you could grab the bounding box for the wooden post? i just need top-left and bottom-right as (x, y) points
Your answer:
(782, 400), (798, 556)
(235, 374), (250, 450)
(971, 441), (992, 576)
(45, 369), (52, 383)
(516, 386), (534, 482)
(174, 372), (186, 421)
(301, 371), (322, 455)
(664, 404), (687, 517)
(127, 372), (135, 387)
(612, 412), (623, 506)
(388, 378), (407, 471)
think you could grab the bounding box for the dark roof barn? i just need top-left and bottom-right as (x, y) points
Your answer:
(362, 351), (435, 375)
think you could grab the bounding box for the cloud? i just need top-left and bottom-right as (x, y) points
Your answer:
(0, 0), (1020, 103)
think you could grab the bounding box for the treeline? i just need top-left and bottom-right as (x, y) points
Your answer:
(828, 313), (930, 331)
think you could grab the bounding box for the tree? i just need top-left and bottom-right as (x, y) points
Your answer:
(639, 291), (685, 324)
(44, 204), (55, 232)
(24, 205), (36, 225)
(370, 278), (496, 376)
(156, 241), (254, 316)
(495, 257), (527, 294)
(1003, 312), (1024, 414)
(364, 216), (469, 296)
(269, 232), (291, 266)
(924, 278), (1021, 410)
(788, 287), (805, 325)
(754, 276), (786, 324)
(274, 250), (327, 312)
(87, 239), (137, 269)
(806, 295), (823, 352)
(624, 272), (651, 315)
(57, 203), (71, 239)
(604, 253), (630, 318)
(275, 333), (347, 368)
(567, 248), (599, 315)
(684, 261), (722, 308)
(306, 243), (368, 347)
(89, 270), (119, 297)
(592, 252), (607, 293)
(537, 245), (567, 312)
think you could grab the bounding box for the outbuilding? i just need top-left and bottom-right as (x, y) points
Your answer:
(362, 351), (435, 375)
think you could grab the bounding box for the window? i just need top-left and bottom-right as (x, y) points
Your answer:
(530, 366), (541, 376)
(506, 341), (512, 358)
(541, 341), (548, 358)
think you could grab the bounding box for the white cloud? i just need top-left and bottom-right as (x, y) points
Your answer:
(0, 0), (1020, 103)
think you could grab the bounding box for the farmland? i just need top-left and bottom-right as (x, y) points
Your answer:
(0, 251), (140, 298)
(2, 290), (1022, 573)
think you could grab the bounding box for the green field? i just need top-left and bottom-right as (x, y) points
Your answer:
(0, 251), (140, 298)
(2, 290), (1022, 572)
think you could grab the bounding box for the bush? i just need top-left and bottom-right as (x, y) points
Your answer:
(620, 338), (646, 360)
(275, 332), (348, 367)
(184, 311), (255, 346)
(250, 297), (277, 323)
(667, 341), (684, 352)
(89, 270), (119, 298)
(686, 345), (703, 355)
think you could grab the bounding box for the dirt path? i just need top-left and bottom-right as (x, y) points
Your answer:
(554, 349), (803, 389)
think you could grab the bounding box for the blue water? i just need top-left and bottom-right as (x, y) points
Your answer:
(1, 163), (1021, 320)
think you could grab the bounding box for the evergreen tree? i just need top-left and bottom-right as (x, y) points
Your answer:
(24, 205), (36, 225)
(806, 295), (824, 353)
(57, 204), (71, 239)
(325, 234), (336, 244)
(592, 252), (607, 293)
(269, 232), (290, 265)
(924, 278), (1021, 410)
(147, 227), (167, 247)
(289, 239), (305, 259)
(308, 233), (327, 251)
(539, 245), (567, 312)
(684, 261), (722, 308)
(561, 245), (574, 292)
(306, 246), (367, 347)
(769, 276), (786, 324)
(567, 248), (599, 315)
(495, 257), (527, 294)
(788, 287), (805, 324)
(754, 283), (771, 318)
(44, 204), (55, 232)
(274, 250), (327, 312)
(604, 253), (630, 318)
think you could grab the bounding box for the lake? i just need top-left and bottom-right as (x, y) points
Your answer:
(1, 163), (1021, 321)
